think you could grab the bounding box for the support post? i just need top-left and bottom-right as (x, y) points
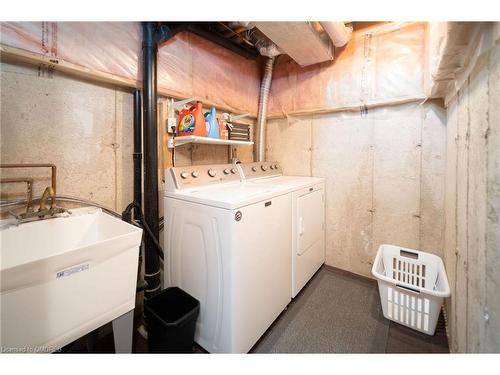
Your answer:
(142, 22), (161, 298)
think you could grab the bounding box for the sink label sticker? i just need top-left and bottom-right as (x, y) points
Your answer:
(56, 263), (89, 279)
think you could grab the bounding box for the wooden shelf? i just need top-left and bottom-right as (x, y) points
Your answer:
(172, 135), (254, 147)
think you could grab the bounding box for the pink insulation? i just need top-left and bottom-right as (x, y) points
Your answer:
(56, 22), (142, 82)
(1, 22), (426, 116)
(0, 22), (260, 114)
(1, 22), (46, 54)
(268, 22), (427, 116)
(158, 32), (260, 114)
(189, 33), (260, 114)
(157, 32), (194, 98)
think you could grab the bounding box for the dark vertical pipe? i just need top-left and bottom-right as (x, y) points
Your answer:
(133, 90), (142, 210)
(142, 22), (161, 297)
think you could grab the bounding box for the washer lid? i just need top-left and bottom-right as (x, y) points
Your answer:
(247, 175), (325, 193)
(165, 182), (287, 210)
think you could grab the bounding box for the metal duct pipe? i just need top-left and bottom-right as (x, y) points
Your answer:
(320, 22), (353, 47)
(142, 22), (161, 298)
(247, 28), (281, 57)
(132, 90), (142, 210)
(254, 56), (276, 162)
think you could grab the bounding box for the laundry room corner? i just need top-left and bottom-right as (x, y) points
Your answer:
(1, 3), (499, 373)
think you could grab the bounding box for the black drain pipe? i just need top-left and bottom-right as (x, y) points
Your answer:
(142, 22), (161, 298)
(133, 90), (142, 209)
(139, 22), (255, 298)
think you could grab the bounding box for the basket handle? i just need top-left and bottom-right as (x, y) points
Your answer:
(400, 249), (419, 259)
(396, 284), (420, 294)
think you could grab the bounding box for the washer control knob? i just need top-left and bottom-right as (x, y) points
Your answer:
(223, 169), (230, 175)
(230, 168), (237, 174)
(191, 171), (199, 178)
(180, 171), (188, 179)
(251, 166), (257, 172)
(208, 169), (217, 177)
(270, 165), (275, 170)
(275, 164), (280, 170)
(261, 165), (268, 171)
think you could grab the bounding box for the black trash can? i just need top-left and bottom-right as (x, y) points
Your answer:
(145, 287), (200, 353)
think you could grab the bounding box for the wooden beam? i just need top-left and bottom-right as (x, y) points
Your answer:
(266, 96), (432, 119)
(1, 44), (257, 117)
(1, 44), (139, 89)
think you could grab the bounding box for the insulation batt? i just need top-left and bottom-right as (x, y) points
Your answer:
(0, 22), (260, 115)
(267, 22), (427, 117)
(1, 22), (428, 117)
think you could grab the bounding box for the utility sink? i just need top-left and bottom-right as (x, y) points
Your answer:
(0, 207), (142, 352)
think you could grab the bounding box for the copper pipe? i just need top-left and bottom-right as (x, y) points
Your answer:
(0, 164), (56, 193)
(1, 194), (122, 218)
(0, 177), (34, 213)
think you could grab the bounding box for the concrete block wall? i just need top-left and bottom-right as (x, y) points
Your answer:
(266, 101), (447, 278)
(443, 42), (500, 353)
(0, 61), (243, 212)
(0, 62), (134, 211)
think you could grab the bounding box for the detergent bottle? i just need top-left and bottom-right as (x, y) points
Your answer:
(177, 102), (207, 137)
(204, 107), (220, 139)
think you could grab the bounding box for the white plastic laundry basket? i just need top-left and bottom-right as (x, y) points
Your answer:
(372, 244), (450, 335)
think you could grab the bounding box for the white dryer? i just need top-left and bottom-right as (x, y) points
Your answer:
(241, 162), (326, 298)
(163, 163), (291, 353)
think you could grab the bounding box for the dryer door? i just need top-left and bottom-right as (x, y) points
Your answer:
(293, 186), (325, 297)
(297, 189), (324, 256)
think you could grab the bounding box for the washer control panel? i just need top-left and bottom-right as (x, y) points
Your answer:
(169, 163), (242, 189)
(239, 161), (282, 180)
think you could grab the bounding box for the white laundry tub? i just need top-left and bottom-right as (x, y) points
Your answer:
(0, 207), (142, 352)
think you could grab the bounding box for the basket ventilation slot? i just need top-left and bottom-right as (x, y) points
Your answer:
(387, 286), (431, 332)
(392, 258), (426, 288)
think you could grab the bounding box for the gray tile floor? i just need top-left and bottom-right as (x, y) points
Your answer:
(63, 265), (449, 353)
(251, 266), (449, 353)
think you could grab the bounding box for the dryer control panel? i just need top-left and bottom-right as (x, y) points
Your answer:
(239, 161), (283, 180)
(166, 163), (242, 190)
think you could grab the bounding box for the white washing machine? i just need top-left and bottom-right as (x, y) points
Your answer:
(163, 163), (292, 353)
(241, 162), (325, 298)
